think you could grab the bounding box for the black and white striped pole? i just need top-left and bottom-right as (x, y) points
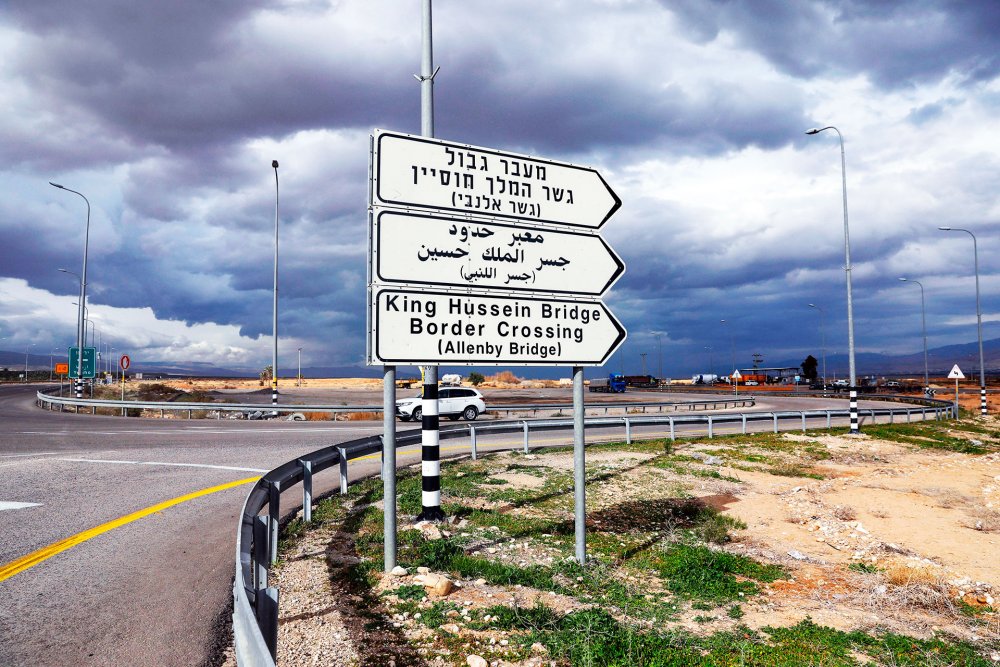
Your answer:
(417, 365), (445, 521)
(806, 126), (859, 433)
(414, 0), (445, 522)
(271, 160), (280, 416)
(938, 227), (987, 416)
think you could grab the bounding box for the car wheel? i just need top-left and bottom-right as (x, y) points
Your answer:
(462, 405), (479, 421)
(399, 415), (410, 422)
(412, 407), (422, 421)
(448, 414), (461, 421)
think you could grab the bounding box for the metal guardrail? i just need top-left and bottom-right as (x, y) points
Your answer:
(232, 397), (955, 666)
(34, 390), (756, 418)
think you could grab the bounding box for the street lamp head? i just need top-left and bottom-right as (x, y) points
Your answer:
(49, 181), (64, 189)
(937, 226), (952, 231)
(272, 160), (279, 169)
(805, 128), (821, 135)
(898, 277), (908, 282)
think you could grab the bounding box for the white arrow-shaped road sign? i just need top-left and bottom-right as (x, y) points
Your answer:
(948, 364), (965, 379)
(371, 130), (621, 230)
(369, 288), (626, 366)
(371, 210), (625, 296)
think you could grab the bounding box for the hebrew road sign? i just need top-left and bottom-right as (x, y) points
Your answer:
(68, 347), (96, 378)
(371, 130), (621, 229)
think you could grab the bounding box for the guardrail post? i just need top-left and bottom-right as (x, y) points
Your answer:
(772, 413), (778, 433)
(300, 459), (312, 523)
(741, 414), (747, 434)
(889, 409), (894, 424)
(668, 416), (675, 441)
(624, 418), (631, 444)
(253, 514), (269, 591)
(187, 409), (192, 419)
(268, 481), (280, 566)
(522, 422), (530, 454)
(338, 447), (349, 494)
(470, 426), (477, 460)
(801, 412), (806, 433)
(707, 415), (713, 439)
(826, 411), (832, 428)
(258, 586), (279, 661)
(921, 408), (926, 421)
(869, 409), (876, 425)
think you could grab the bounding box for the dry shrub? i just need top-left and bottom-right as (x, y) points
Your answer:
(342, 411), (380, 421)
(832, 504), (857, 521)
(856, 565), (956, 615)
(965, 508), (1000, 532)
(305, 411), (332, 421)
(920, 487), (970, 508)
(785, 510), (811, 525)
(487, 370), (521, 385)
(869, 508), (889, 518)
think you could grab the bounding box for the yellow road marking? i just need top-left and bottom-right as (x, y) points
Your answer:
(0, 475), (260, 583)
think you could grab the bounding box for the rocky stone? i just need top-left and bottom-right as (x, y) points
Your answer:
(417, 566), (430, 574)
(390, 566), (409, 576)
(441, 623), (461, 634)
(466, 655), (488, 667)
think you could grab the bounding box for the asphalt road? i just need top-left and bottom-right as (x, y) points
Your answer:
(0, 383), (912, 666)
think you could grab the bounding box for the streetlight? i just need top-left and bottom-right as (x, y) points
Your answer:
(806, 126), (858, 433)
(297, 347), (302, 387)
(655, 334), (662, 380)
(51, 183), (91, 400)
(938, 226), (986, 415)
(271, 160), (280, 415)
(808, 304), (827, 387)
(24, 343), (35, 382)
(704, 346), (714, 379)
(720, 319), (736, 373)
(898, 278), (929, 389)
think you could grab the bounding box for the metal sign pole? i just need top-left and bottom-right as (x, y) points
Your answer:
(416, 0), (445, 523)
(383, 365), (397, 570)
(573, 366), (586, 565)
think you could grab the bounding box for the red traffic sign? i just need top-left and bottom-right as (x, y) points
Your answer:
(119, 355), (130, 370)
(54, 363), (69, 375)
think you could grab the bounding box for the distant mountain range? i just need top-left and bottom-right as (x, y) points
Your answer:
(4, 336), (1000, 380)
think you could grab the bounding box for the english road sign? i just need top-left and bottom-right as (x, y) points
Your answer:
(371, 209), (624, 296)
(371, 129), (621, 230)
(68, 347), (96, 378)
(369, 288), (626, 366)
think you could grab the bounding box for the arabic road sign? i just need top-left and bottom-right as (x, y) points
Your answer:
(68, 347), (96, 378)
(371, 129), (621, 229)
(948, 364), (965, 379)
(371, 209), (624, 296)
(369, 288), (626, 366)
(54, 363), (69, 375)
(119, 355), (130, 370)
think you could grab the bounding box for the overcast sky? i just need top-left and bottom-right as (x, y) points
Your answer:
(1, 0), (998, 377)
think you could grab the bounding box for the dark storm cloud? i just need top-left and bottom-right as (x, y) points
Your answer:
(666, 0), (1000, 88)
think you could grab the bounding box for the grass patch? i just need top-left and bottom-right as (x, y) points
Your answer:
(652, 543), (784, 604)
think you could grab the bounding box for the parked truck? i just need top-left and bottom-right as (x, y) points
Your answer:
(691, 373), (719, 385)
(589, 373), (627, 393)
(624, 374), (658, 388)
(441, 373), (463, 386)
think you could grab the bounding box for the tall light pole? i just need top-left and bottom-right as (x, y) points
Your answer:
(898, 278), (929, 389)
(297, 347), (302, 387)
(720, 319), (736, 372)
(24, 343), (35, 382)
(51, 183), (91, 399)
(271, 160), (280, 415)
(656, 334), (662, 380)
(704, 345), (714, 378)
(806, 126), (859, 433)
(808, 304), (827, 387)
(938, 227), (986, 415)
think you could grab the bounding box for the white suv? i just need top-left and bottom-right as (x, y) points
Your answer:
(396, 387), (486, 422)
